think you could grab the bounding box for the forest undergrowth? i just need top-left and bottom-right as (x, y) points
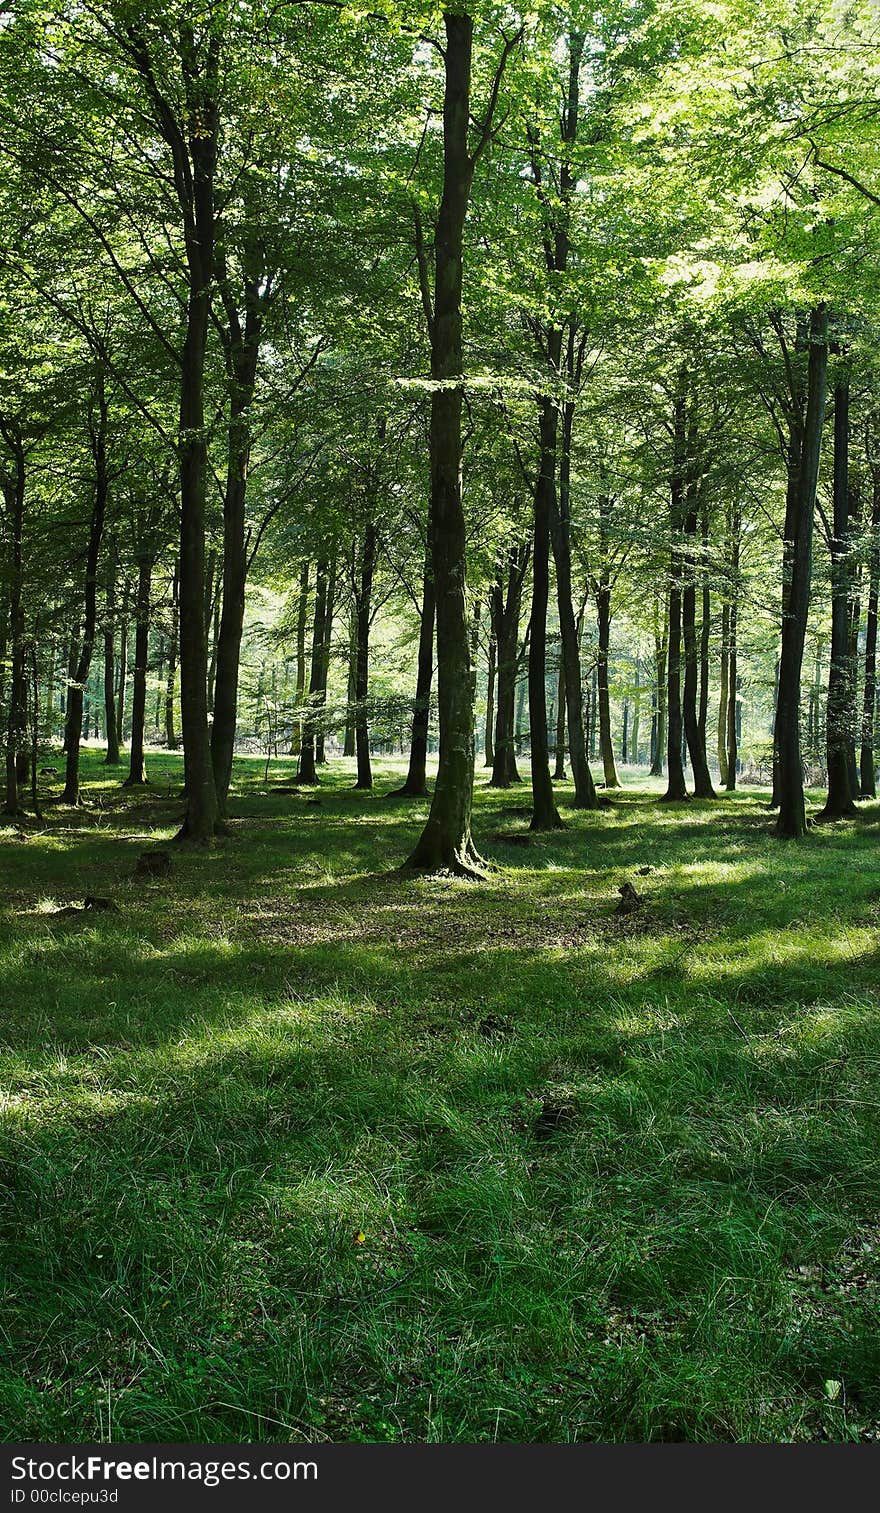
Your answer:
(2, 752), (879, 1442)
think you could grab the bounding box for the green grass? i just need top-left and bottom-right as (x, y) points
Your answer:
(2, 748), (880, 1442)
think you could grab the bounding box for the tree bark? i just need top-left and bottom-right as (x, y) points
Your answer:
(552, 408), (598, 807)
(127, 23), (222, 840)
(210, 253), (264, 814)
(103, 546), (120, 765)
(725, 507), (740, 791)
(124, 554), (152, 787)
(681, 428), (715, 797)
(354, 520), (377, 790)
(595, 575), (619, 789)
(297, 558), (328, 785)
(489, 545), (526, 787)
(344, 591), (357, 759)
(408, 14), (491, 874)
(663, 391), (689, 801)
(165, 562), (179, 750)
(116, 582), (128, 747)
(718, 600), (730, 786)
(315, 556), (336, 765)
(650, 601), (667, 777)
(860, 457), (880, 798)
(393, 541), (435, 797)
(553, 655), (566, 779)
(529, 397), (563, 830)
(777, 305), (829, 837)
(289, 562), (309, 756)
(63, 375), (108, 805)
(484, 624), (496, 768)
(817, 364), (857, 820)
(2, 430), (26, 816)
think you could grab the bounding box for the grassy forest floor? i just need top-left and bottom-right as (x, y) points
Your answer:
(2, 750), (880, 1442)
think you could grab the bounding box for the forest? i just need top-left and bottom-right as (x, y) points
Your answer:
(2, 0), (880, 1447)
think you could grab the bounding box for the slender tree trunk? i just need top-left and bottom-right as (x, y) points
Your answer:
(393, 542), (435, 797)
(116, 583), (128, 747)
(553, 656), (566, 779)
(718, 600), (730, 786)
(490, 547), (526, 787)
(860, 460), (880, 797)
(650, 604), (667, 778)
(529, 397), (563, 830)
(664, 392), (689, 801)
(595, 578), (619, 789)
(484, 626), (496, 768)
(124, 554), (152, 787)
(103, 547), (120, 765)
(63, 378), (108, 805)
(552, 413), (597, 807)
(726, 510), (740, 791)
(290, 562), (309, 756)
(408, 13), (489, 873)
(344, 592), (357, 759)
(165, 563), (179, 750)
(210, 280), (262, 814)
(699, 503), (711, 753)
(316, 557), (336, 765)
(681, 439), (715, 797)
(817, 365), (857, 820)
(777, 305), (829, 837)
(354, 521), (377, 790)
(2, 440), (26, 816)
(631, 660), (641, 764)
(297, 558), (328, 785)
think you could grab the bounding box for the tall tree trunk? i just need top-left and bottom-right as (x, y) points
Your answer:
(2, 434), (26, 816)
(718, 601), (730, 786)
(344, 593), (357, 759)
(292, 562), (309, 758)
(63, 376), (108, 805)
(650, 601), (667, 777)
(595, 576), (619, 789)
(663, 392), (689, 801)
(699, 503), (711, 753)
(103, 546), (120, 765)
(489, 546), (526, 787)
(393, 542), (435, 797)
(529, 397), (563, 830)
(316, 556), (336, 765)
(124, 554), (152, 787)
(553, 656), (566, 779)
(354, 521), (377, 790)
(116, 582), (128, 747)
(297, 558), (328, 785)
(817, 365), (857, 820)
(552, 403), (598, 807)
(777, 305), (829, 837)
(165, 563), (179, 750)
(631, 660), (641, 765)
(771, 317), (809, 809)
(128, 27), (224, 842)
(725, 506), (740, 791)
(408, 13), (495, 874)
(860, 458), (880, 798)
(681, 435), (715, 798)
(210, 265), (263, 815)
(484, 625), (496, 768)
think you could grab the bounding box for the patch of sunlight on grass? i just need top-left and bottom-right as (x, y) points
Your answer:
(686, 927), (875, 980)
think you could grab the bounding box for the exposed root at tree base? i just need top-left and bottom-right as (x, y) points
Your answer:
(813, 805), (858, 824)
(402, 844), (489, 881)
